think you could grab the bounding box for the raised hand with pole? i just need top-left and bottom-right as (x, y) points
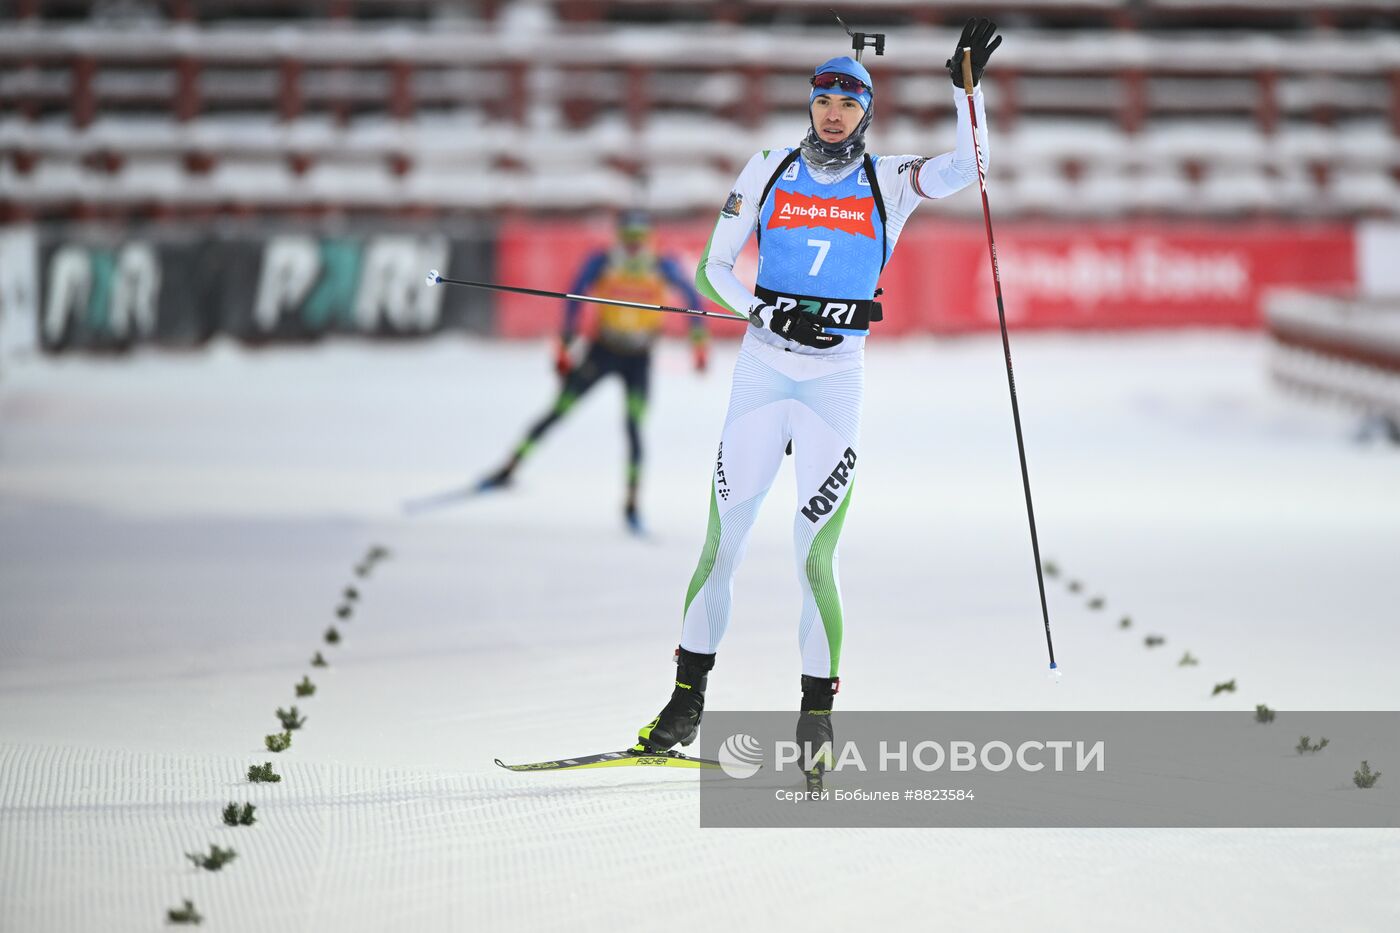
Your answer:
(952, 20), (1060, 674)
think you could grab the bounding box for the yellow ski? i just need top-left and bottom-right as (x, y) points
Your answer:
(494, 748), (722, 772)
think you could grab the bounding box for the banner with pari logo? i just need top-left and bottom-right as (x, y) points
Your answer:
(31, 226), (497, 353)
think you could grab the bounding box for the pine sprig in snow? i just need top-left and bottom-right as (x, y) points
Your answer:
(221, 802), (256, 826)
(187, 845), (236, 871)
(167, 899), (202, 924)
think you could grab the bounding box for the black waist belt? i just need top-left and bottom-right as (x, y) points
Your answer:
(754, 285), (883, 334)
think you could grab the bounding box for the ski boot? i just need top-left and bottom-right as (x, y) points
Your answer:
(476, 458), (518, 493)
(624, 487), (645, 536)
(635, 647), (715, 753)
(796, 675), (839, 794)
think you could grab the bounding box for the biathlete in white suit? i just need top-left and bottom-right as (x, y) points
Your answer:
(635, 19), (1002, 775)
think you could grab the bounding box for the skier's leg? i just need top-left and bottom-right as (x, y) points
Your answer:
(621, 350), (651, 529)
(517, 345), (608, 457)
(789, 369), (863, 680)
(787, 360), (863, 782)
(679, 347), (793, 655)
(482, 344), (608, 485)
(789, 361), (864, 680)
(638, 344), (791, 751)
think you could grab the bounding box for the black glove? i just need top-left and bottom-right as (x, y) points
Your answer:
(946, 18), (1001, 88)
(751, 304), (844, 349)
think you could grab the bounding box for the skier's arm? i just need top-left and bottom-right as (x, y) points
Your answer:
(907, 86), (989, 201)
(661, 254), (710, 372)
(563, 252), (610, 342)
(695, 152), (772, 319)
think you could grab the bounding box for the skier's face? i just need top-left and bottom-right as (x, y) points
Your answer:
(810, 94), (866, 144)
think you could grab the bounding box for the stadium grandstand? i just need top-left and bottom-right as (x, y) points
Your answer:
(3, 0), (1399, 220)
(3, 0), (1398, 426)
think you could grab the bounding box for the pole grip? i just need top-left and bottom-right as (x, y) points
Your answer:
(960, 46), (975, 95)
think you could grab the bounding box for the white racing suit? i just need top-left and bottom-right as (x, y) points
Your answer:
(681, 85), (988, 678)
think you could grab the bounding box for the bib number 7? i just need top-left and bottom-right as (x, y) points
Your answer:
(806, 239), (831, 276)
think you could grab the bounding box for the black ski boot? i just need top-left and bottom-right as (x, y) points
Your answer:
(624, 488), (644, 536)
(476, 458), (518, 492)
(635, 647), (715, 752)
(797, 675), (839, 792)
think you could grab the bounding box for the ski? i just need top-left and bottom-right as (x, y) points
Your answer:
(494, 748), (723, 772)
(401, 478), (505, 516)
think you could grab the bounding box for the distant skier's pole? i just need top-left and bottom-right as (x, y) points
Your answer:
(960, 51), (1058, 672)
(424, 271), (747, 324)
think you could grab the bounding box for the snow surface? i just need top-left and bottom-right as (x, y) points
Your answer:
(1, 332), (1397, 932)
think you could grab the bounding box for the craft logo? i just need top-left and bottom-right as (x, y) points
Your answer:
(768, 191), (875, 239)
(802, 447), (857, 522)
(715, 442), (730, 501)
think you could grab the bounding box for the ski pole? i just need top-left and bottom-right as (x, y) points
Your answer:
(961, 50), (1059, 672)
(424, 270), (749, 324)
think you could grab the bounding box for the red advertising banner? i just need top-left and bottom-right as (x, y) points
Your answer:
(494, 218), (1357, 338)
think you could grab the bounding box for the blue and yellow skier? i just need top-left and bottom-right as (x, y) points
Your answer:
(479, 210), (709, 533)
